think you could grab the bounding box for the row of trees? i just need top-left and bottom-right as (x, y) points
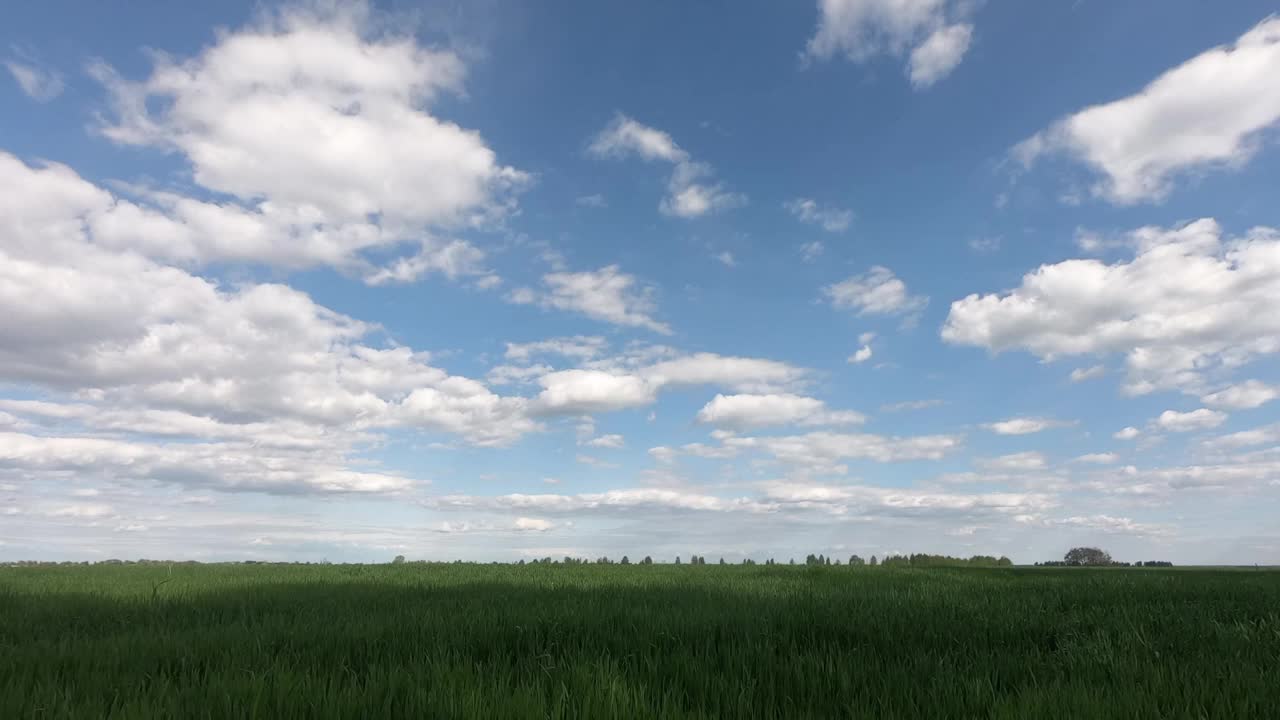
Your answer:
(1034, 547), (1173, 567)
(508, 553), (1013, 567)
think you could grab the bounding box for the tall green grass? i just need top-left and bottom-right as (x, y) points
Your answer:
(2, 564), (1277, 718)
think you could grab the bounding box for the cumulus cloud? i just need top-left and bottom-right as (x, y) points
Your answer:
(785, 198), (853, 232)
(943, 219), (1280, 395)
(907, 22), (972, 88)
(983, 418), (1073, 435)
(1014, 17), (1280, 204)
(1114, 427), (1141, 440)
(1155, 408), (1227, 432)
(509, 265), (671, 334)
(695, 393), (865, 430)
(1200, 380), (1279, 410)
(529, 352), (811, 416)
(0, 146), (551, 496)
(849, 345), (873, 363)
(804, 0), (976, 88)
(85, 4), (524, 275)
(589, 114), (743, 218)
(583, 434), (625, 449)
(824, 266), (927, 320)
(1074, 452), (1119, 465)
(533, 370), (657, 415)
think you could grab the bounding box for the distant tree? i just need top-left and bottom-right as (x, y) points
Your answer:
(1064, 547), (1112, 566)
(642, 555), (653, 565)
(392, 555), (406, 564)
(675, 556), (682, 565)
(789, 558), (796, 565)
(719, 557), (726, 565)
(997, 556), (1013, 567)
(869, 555), (878, 567)
(849, 554), (865, 566)
(621, 556), (630, 565)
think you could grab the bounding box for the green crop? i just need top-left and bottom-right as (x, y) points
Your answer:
(2, 563), (1278, 718)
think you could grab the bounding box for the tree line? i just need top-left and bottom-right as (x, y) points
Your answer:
(1034, 547), (1173, 567)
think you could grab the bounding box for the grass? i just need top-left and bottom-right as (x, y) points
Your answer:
(2, 563), (1278, 718)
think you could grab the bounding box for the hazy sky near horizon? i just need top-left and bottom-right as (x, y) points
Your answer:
(3, 0), (1280, 564)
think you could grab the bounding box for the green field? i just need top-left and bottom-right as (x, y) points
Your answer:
(3, 564), (1278, 718)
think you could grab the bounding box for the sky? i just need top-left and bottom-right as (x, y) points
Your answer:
(3, 0), (1280, 565)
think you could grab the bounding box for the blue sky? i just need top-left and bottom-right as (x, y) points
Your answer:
(3, 0), (1280, 564)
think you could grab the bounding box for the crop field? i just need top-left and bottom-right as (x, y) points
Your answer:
(3, 564), (1279, 719)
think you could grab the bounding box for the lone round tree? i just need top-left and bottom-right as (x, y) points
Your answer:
(1064, 547), (1112, 566)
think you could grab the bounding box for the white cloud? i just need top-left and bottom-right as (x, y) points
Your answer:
(588, 114), (688, 162)
(805, 0), (975, 88)
(584, 434), (625, 449)
(485, 363), (555, 386)
(715, 251), (736, 267)
(1114, 427), (1141, 440)
(1074, 452), (1119, 465)
(510, 266), (671, 334)
(86, 5), (525, 276)
(361, 239), (494, 286)
(1202, 423), (1280, 450)
(800, 241), (825, 262)
(1070, 365), (1106, 382)
(514, 517), (554, 532)
(5, 57), (64, 101)
(943, 219), (1280, 395)
(880, 399), (944, 412)
(641, 353), (809, 393)
(528, 352), (811, 416)
(977, 452), (1047, 472)
(1014, 17), (1280, 204)
(824, 266), (927, 319)
(1155, 408), (1227, 432)
(723, 430), (962, 472)
(695, 393), (865, 430)
(0, 430), (413, 495)
(1050, 515), (1171, 536)
(907, 22), (972, 89)
(849, 345), (873, 363)
(785, 198), (853, 232)
(431, 481), (1050, 523)
(504, 336), (608, 364)
(984, 417), (1073, 435)
(589, 114), (743, 218)
(1200, 380), (1279, 410)
(532, 370), (657, 414)
(659, 161), (746, 218)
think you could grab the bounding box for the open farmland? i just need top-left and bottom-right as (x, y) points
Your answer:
(3, 563), (1278, 718)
